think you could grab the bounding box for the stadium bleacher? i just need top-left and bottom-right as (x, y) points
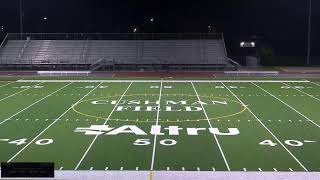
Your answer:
(0, 33), (233, 70)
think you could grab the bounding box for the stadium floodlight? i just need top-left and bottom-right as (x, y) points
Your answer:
(240, 41), (256, 48)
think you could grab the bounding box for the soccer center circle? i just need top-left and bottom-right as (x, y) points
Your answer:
(72, 94), (247, 123)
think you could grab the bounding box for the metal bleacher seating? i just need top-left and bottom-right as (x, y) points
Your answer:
(0, 33), (229, 66)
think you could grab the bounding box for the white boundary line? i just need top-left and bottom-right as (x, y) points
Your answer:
(0, 81), (16, 88)
(253, 83), (320, 129)
(282, 82), (320, 102)
(0, 83), (73, 126)
(0, 82), (43, 102)
(150, 80), (163, 171)
(16, 80), (310, 83)
(7, 82), (104, 162)
(221, 82), (308, 171)
(74, 82), (133, 170)
(191, 82), (230, 171)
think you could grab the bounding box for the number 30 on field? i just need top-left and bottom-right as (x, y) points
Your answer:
(133, 139), (177, 146)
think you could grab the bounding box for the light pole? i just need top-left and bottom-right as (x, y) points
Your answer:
(19, 0), (23, 39)
(150, 17), (155, 39)
(306, 0), (312, 65)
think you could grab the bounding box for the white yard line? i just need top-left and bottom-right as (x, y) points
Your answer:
(191, 82), (230, 171)
(74, 82), (133, 170)
(0, 83), (73, 126)
(282, 82), (320, 102)
(253, 83), (320, 129)
(7, 82), (104, 162)
(0, 82), (43, 102)
(17, 80), (310, 83)
(150, 80), (163, 171)
(0, 81), (16, 88)
(221, 82), (308, 171)
(308, 81), (320, 87)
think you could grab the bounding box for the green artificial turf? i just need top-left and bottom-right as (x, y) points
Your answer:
(0, 78), (319, 172)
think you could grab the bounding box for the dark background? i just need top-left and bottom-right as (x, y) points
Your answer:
(0, 0), (319, 64)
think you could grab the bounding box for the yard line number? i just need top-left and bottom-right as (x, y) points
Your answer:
(134, 139), (177, 146)
(2, 138), (53, 146)
(259, 139), (316, 147)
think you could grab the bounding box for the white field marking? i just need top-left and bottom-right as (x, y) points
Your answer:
(197, 167), (200, 171)
(150, 81), (163, 171)
(253, 83), (320, 129)
(0, 81), (15, 88)
(0, 82), (43, 103)
(191, 82), (230, 171)
(283, 82), (320, 102)
(90, 167), (93, 170)
(7, 82), (104, 162)
(221, 83), (308, 172)
(243, 168), (247, 172)
(167, 167), (170, 171)
(309, 81), (320, 87)
(273, 168), (278, 172)
(74, 83), (133, 170)
(136, 167), (139, 171)
(0, 83), (72, 126)
(289, 168), (293, 171)
(212, 167), (215, 171)
(105, 167), (109, 170)
(59, 167), (63, 170)
(182, 167), (185, 171)
(17, 80), (310, 83)
(120, 167), (123, 171)
(258, 168), (262, 171)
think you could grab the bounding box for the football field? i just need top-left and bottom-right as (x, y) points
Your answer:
(0, 78), (319, 173)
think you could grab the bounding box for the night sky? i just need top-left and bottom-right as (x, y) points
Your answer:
(0, 0), (319, 56)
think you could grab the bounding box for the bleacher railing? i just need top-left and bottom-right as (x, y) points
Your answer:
(5, 33), (223, 41)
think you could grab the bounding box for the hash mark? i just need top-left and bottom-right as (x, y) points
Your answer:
(273, 168), (278, 172)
